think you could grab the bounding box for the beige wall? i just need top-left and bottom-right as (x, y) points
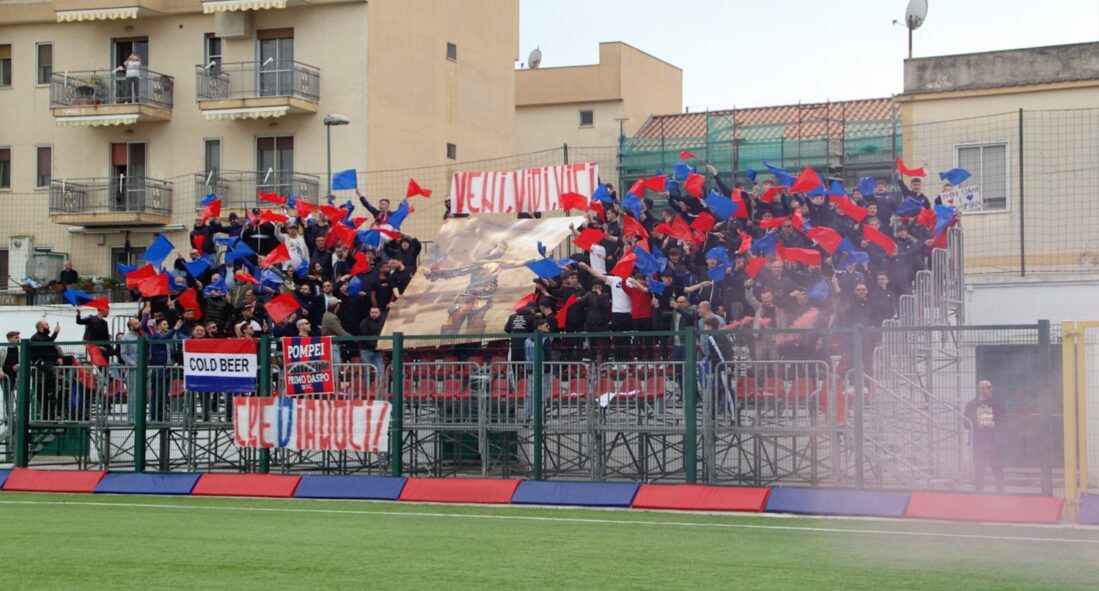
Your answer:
(515, 42), (681, 153)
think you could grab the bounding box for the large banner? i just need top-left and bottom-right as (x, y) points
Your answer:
(938, 186), (983, 212)
(183, 339), (257, 393)
(233, 397), (391, 452)
(380, 215), (582, 345)
(283, 336), (336, 396)
(450, 162), (600, 215)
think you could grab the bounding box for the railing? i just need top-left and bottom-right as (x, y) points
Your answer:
(196, 61), (320, 102)
(50, 177), (173, 216)
(193, 170), (321, 210)
(51, 68), (174, 110)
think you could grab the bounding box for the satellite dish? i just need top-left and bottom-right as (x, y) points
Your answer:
(528, 47), (542, 69)
(905, 0), (928, 30)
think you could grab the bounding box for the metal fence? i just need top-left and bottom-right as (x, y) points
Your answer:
(50, 68), (175, 110)
(49, 177), (174, 217)
(195, 61), (320, 103)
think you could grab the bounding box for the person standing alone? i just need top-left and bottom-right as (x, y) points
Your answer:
(964, 380), (1006, 493)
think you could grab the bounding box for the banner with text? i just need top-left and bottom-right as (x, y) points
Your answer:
(451, 162), (600, 215)
(183, 338), (257, 393)
(938, 186), (983, 212)
(233, 397), (391, 452)
(283, 336), (336, 396)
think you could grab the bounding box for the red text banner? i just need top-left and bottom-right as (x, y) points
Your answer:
(233, 397), (390, 452)
(450, 162), (600, 215)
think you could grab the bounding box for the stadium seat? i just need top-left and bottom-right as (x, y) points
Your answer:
(787, 378), (818, 400)
(632, 484), (771, 512)
(191, 473), (301, 498)
(2, 468), (107, 493)
(512, 480), (640, 508)
(904, 491), (1064, 524)
(295, 475), (408, 500)
(765, 487), (911, 518)
(437, 378), (472, 401)
(399, 477), (521, 504)
(94, 472), (202, 496)
(404, 379), (436, 401)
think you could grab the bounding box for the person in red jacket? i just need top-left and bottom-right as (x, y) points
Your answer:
(624, 269), (654, 360)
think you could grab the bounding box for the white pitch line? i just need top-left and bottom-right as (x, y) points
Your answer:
(1, 498), (1096, 545)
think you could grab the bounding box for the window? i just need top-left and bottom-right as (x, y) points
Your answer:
(579, 109), (594, 127)
(0, 45), (11, 87)
(0, 148), (10, 189)
(204, 139), (221, 177)
(36, 146), (51, 188)
(36, 43), (51, 85)
(446, 142), (457, 160)
(446, 42), (457, 61)
(256, 136), (294, 195)
(204, 34), (222, 71)
(957, 143), (1008, 211)
(0, 249), (8, 289)
(110, 247), (146, 281)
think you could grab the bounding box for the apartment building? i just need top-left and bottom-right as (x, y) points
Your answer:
(0, 0), (518, 283)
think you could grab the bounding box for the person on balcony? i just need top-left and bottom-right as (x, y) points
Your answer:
(123, 52), (142, 103)
(59, 261), (79, 288)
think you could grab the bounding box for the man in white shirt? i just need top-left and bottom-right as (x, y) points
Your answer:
(579, 261), (639, 361)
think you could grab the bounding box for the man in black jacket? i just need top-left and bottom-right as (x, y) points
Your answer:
(2, 330), (20, 423)
(30, 321), (62, 419)
(964, 380), (1006, 493)
(358, 307), (386, 376)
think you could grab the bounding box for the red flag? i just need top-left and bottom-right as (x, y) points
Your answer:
(759, 185), (787, 204)
(690, 212), (716, 233)
(622, 214), (649, 239)
(628, 178), (646, 196)
(671, 216), (694, 242)
(610, 251), (637, 279)
(259, 209), (289, 225)
(572, 228), (605, 252)
(642, 176), (667, 193)
(931, 220), (956, 249)
(806, 227), (844, 255)
(790, 167), (823, 194)
(684, 173), (705, 198)
(679, 150), (699, 161)
(192, 235), (206, 254)
(406, 178), (432, 198)
(264, 293), (301, 325)
(832, 197), (869, 222)
(349, 251), (370, 276)
(736, 230), (753, 255)
(177, 288), (203, 321)
(124, 264), (157, 290)
(561, 192), (589, 212)
(731, 189), (749, 219)
(201, 200), (221, 224)
(555, 295), (578, 330)
(895, 157), (926, 177)
(513, 291), (538, 312)
(85, 344), (109, 368)
(318, 205), (345, 224)
(296, 199), (317, 218)
(258, 191), (287, 205)
(330, 223), (357, 248)
(138, 274), (170, 298)
(350, 216), (369, 228)
(758, 215), (789, 229)
(85, 298), (110, 314)
(744, 257), (768, 280)
(260, 242), (291, 268)
(862, 225), (898, 256)
(776, 243), (822, 267)
(916, 207), (936, 228)
(234, 271), (260, 285)
(790, 212), (805, 232)
(588, 201), (606, 221)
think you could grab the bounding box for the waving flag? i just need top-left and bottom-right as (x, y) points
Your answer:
(125, 264), (158, 290)
(704, 191), (735, 221)
(260, 242), (291, 268)
(790, 167), (823, 194)
(572, 228), (605, 252)
(560, 192), (589, 212)
(938, 168), (971, 186)
(387, 201), (411, 230)
(182, 256), (212, 279)
(862, 225), (898, 256)
(259, 192), (286, 205)
(143, 235), (175, 268)
(406, 178), (432, 198)
(525, 258), (561, 280)
(555, 295), (578, 329)
(331, 169), (358, 191)
(896, 157), (926, 177)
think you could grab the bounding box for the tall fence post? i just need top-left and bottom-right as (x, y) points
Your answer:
(562, 143), (569, 165)
(389, 332), (404, 477)
(14, 339), (31, 468)
(684, 326), (698, 484)
(1018, 108), (1026, 277)
(532, 331), (544, 481)
(133, 337), (148, 473)
(257, 333), (271, 474)
(852, 325), (866, 489)
(1061, 321), (1079, 522)
(1037, 319), (1053, 495)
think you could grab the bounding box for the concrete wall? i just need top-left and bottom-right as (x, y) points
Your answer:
(515, 99), (623, 153)
(964, 276), (1099, 325)
(904, 42), (1099, 95)
(0, 301), (141, 355)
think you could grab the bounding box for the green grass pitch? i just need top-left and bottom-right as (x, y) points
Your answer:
(1, 492), (1097, 590)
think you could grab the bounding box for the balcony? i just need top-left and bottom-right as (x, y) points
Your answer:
(193, 170), (320, 211)
(50, 177), (173, 226)
(50, 69), (174, 126)
(196, 61), (319, 120)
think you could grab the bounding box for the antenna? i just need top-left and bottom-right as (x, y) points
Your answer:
(527, 46), (542, 69)
(904, 0), (928, 59)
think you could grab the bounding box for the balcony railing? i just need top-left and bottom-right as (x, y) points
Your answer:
(196, 61), (320, 103)
(50, 177), (173, 217)
(193, 170), (321, 211)
(51, 68), (174, 110)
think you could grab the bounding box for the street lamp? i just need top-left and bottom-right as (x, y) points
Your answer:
(323, 114), (351, 199)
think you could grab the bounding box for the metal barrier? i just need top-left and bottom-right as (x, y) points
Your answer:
(51, 68), (174, 110)
(196, 60), (320, 102)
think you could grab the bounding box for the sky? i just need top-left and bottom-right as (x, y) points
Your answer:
(520, 0), (1099, 111)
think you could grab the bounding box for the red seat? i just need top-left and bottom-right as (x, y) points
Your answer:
(437, 378), (471, 401)
(640, 377), (667, 400)
(788, 378), (818, 400)
(758, 377), (785, 398)
(404, 379), (436, 401)
(552, 376), (587, 400)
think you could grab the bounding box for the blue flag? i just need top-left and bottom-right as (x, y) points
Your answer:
(203, 277), (227, 297)
(621, 194), (642, 220)
(632, 246), (661, 277)
(348, 276), (363, 295)
(650, 243), (668, 272)
(806, 184), (825, 197)
(387, 201), (411, 230)
(215, 236), (239, 247)
(525, 258), (562, 280)
(826, 180), (847, 197)
(200, 193), (219, 206)
(287, 194), (300, 208)
(260, 269), (283, 289)
(116, 262), (137, 277)
(934, 204), (957, 235)
(752, 232), (779, 257)
(835, 238), (858, 258)
(836, 250), (870, 269)
(62, 289), (94, 307)
(182, 256), (211, 279)
(590, 184), (614, 204)
(332, 169), (357, 191)
(358, 229), (382, 249)
(293, 258), (310, 278)
(897, 197), (924, 217)
(704, 191), (735, 221)
(537, 241), (548, 258)
(226, 240), (255, 263)
(806, 278), (831, 301)
(556, 257), (575, 270)
(143, 234), (175, 268)
(859, 176), (875, 197)
(707, 265), (727, 282)
(938, 168), (971, 186)
(648, 278), (666, 296)
(746, 168), (757, 183)
(165, 272), (187, 292)
(705, 246), (730, 266)
(673, 162), (693, 182)
(764, 161), (795, 186)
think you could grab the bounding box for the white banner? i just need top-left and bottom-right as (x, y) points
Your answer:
(450, 162), (600, 215)
(938, 186), (983, 212)
(233, 397), (390, 452)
